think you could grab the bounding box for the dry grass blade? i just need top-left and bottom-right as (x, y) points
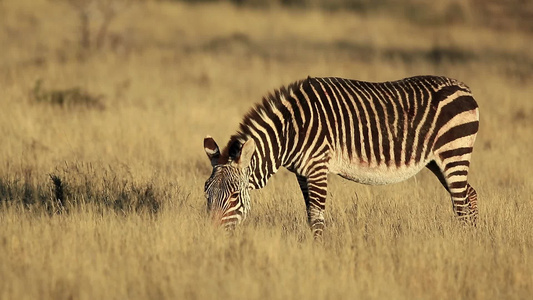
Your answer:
(0, 0), (531, 299)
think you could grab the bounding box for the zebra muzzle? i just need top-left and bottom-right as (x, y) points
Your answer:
(210, 210), (239, 229)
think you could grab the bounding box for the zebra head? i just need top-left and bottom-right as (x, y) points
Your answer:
(203, 136), (256, 230)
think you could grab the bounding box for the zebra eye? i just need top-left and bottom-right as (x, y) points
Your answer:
(229, 191), (240, 201)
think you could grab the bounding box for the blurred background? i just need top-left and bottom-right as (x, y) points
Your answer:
(0, 0), (532, 211)
(1, 1), (532, 299)
(1, 0), (532, 211)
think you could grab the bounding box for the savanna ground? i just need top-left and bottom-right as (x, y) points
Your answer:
(0, 0), (532, 299)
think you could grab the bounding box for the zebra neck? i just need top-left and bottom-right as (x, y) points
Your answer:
(236, 86), (295, 189)
(246, 135), (286, 190)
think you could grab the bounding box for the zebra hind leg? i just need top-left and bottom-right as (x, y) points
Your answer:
(466, 183), (478, 225)
(426, 160), (478, 226)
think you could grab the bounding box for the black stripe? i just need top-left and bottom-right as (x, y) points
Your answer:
(415, 86), (437, 162)
(284, 92), (305, 162)
(424, 94), (478, 158)
(385, 82), (405, 167)
(355, 81), (380, 164)
(312, 79), (336, 141)
(403, 81), (419, 164)
(370, 82), (391, 165)
(449, 181), (468, 189)
(296, 79), (326, 158)
(285, 94), (304, 128)
(439, 147), (473, 160)
(433, 121), (479, 150)
(437, 96), (479, 125)
(430, 85), (463, 106)
(360, 82), (383, 165)
(321, 79), (346, 150)
(451, 192), (468, 199)
(309, 181), (328, 188)
(328, 78), (352, 159)
(397, 82), (410, 166)
(310, 79), (336, 144)
(332, 78), (358, 160)
(448, 170), (468, 177)
(344, 79), (371, 162)
(379, 83), (398, 166)
(411, 82), (430, 163)
(246, 114), (276, 174)
(345, 80), (364, 160)
(256, 107), (283, 167)
(308, 199), (326, 210)
(445, 160), (470, 170)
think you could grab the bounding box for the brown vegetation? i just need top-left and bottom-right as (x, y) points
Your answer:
(0, 0), (532, 299)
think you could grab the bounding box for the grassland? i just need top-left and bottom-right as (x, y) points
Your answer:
(1, 0), (532, 299)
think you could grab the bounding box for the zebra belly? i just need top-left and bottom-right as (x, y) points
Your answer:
(328, 157), (427, 185)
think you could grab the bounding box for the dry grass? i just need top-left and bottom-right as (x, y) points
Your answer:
(0, 0), (532, 299)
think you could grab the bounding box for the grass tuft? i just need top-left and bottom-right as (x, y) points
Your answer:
(31, 79), (105, 110)
(0, 0), (531, 299)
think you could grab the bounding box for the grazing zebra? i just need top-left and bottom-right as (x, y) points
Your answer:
(204, 76), (479, 238)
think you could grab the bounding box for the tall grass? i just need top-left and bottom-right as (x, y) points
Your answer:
(0, 0), (532, 299)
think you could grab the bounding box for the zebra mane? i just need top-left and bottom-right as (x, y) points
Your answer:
(219, 77), (309, 163)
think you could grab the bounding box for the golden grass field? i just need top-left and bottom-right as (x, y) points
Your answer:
(1, 0), (532, 299)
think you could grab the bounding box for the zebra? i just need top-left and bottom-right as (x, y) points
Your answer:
(204, 75), (479, 238)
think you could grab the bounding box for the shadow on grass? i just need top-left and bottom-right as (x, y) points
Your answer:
(31, 80), (106, 111)
(0, 167), (164, 216)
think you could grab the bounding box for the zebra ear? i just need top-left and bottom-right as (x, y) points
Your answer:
(204, 136), (220, 166)
(236, 139), (255, 168)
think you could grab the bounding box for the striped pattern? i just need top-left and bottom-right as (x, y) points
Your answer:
(204, 165), (252, 228)
(204, 75), (479, 237)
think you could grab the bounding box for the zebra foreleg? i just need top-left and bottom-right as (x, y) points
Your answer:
(297, 172), (327, 239)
